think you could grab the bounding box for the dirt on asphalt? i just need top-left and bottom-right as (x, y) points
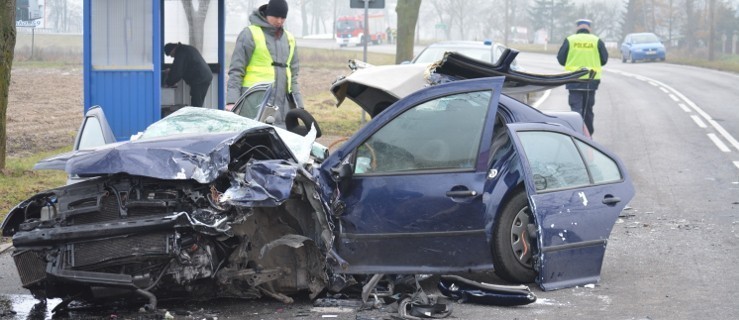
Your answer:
(5, 65), (339, 158)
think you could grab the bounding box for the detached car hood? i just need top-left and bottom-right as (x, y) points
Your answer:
(331, 49), (592, 116)
(35, 107), (323, 184)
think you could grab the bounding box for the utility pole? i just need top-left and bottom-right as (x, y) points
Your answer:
(708, 0), (715, 61)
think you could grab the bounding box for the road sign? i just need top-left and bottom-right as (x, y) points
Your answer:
(350, 0), (385, 9)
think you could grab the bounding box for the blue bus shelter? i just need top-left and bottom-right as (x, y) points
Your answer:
(83, 0), (226, 141)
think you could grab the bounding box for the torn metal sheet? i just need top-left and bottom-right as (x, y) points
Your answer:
(221, 160), (299, 207)
(437, 275), (536, 306)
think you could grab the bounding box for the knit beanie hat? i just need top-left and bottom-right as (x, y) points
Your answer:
(163, 42), (179, 55)
(266, 0), (288, 18)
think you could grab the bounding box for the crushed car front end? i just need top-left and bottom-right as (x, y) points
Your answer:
(1, 108), (334, 309)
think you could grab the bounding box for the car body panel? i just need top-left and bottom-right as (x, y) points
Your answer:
(320, 77), (504, 273)
(331, 50), (591, 120)
(506, 123), (635, 290)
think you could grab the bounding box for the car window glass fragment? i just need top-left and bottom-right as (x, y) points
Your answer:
(355, 90), (491, 174)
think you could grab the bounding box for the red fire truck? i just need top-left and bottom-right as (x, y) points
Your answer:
(335, 14), (387, 47)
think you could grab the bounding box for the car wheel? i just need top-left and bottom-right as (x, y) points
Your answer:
(492, 191), (537, 284)
(621, 53), (626, 63)
(285, 108), (322, 138)
(630, 54), (636, 63)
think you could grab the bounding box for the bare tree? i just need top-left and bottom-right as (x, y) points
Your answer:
(1, 0), (16, 169)
(300, 0), (310, 37)
(395, 0), (421, 63)
(182, 0), (211, 52)
(428, 0), (453, 40)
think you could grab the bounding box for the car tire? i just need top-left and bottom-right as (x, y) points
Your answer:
(630, 54), (636, 63)
(492, 191), (537, 284)
(621, 53), (626, 63)
(285, 108), (322, 138)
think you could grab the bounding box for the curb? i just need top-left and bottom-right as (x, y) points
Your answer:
(0, 242), (13, 254)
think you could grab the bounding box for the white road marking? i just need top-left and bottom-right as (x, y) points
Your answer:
(659, 87), (669, 93)
(705, 119), (739, 151)
(608, 69), (739, 153)
(669, 94), (679, 101)
(734, 161), (739, 170)
(648, 81), (658, 86)
(691, 115), (707, 128)
(678, 103), (691, 112)
(532, 89), (551, 109)
(708, 133), (731, 152)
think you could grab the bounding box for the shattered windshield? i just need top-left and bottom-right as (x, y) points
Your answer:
(140, 107), (322, 163)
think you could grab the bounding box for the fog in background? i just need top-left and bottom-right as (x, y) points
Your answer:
(14, 0), (739, 58)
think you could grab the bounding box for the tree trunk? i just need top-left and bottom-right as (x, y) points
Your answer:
(0, 0), (17, 169)
(182, 0), (210, 52)
(395, 0), (421, 64)
(301, 0), (309, 37)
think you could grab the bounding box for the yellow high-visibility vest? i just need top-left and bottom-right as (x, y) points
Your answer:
(242, 25), (296, 92)
(565, 33), (602, 80)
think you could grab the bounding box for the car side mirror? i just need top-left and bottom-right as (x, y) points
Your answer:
(330, 162), (353, 182)
(330, 162), (353, 195)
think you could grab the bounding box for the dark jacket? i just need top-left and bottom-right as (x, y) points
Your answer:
(166, 44), (212, 87)
(557, 29), (608, 90)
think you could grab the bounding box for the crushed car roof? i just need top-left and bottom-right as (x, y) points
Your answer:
(331, 49), (592, 116)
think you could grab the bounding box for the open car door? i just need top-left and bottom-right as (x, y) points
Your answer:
(506, 123), (635, 290)
(324, 77), (505, 274)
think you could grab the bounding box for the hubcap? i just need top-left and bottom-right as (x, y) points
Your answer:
(510, 206), (534, 268)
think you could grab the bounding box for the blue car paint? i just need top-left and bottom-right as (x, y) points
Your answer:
(319, 75), (634, 289)
(506, 122), (635, 290)
(625, 43), (666, 61)
(320, 77), (505, 274)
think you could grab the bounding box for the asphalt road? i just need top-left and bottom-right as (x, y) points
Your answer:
(0, 43), (737, 319)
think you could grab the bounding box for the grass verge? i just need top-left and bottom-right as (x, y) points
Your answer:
(0, 147), (71, 221)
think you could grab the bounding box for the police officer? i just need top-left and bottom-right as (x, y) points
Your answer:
(557, 19), (608, 135)
(226, 0), (304, 124)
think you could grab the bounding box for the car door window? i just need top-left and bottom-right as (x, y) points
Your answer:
(355, 91), (491, 174)
(517, 131), (622, 192)
(77, 116), (107, 150)
(517, 131), (590, 191)
(234, 89), (266, 120)
(574, 139), (622, 184)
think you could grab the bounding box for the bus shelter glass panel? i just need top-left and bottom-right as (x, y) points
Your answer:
(91, 0), (153, 69)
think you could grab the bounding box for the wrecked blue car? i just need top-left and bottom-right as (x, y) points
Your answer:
(1, 51), (634, 310)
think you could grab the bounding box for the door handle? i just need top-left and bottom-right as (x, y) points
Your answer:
(446, 190), (477, 198)
(602, 196), (621, 205)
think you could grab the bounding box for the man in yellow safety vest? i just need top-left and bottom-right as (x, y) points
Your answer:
(226, 0), (303, 124)
(557, 19), (608, 135)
